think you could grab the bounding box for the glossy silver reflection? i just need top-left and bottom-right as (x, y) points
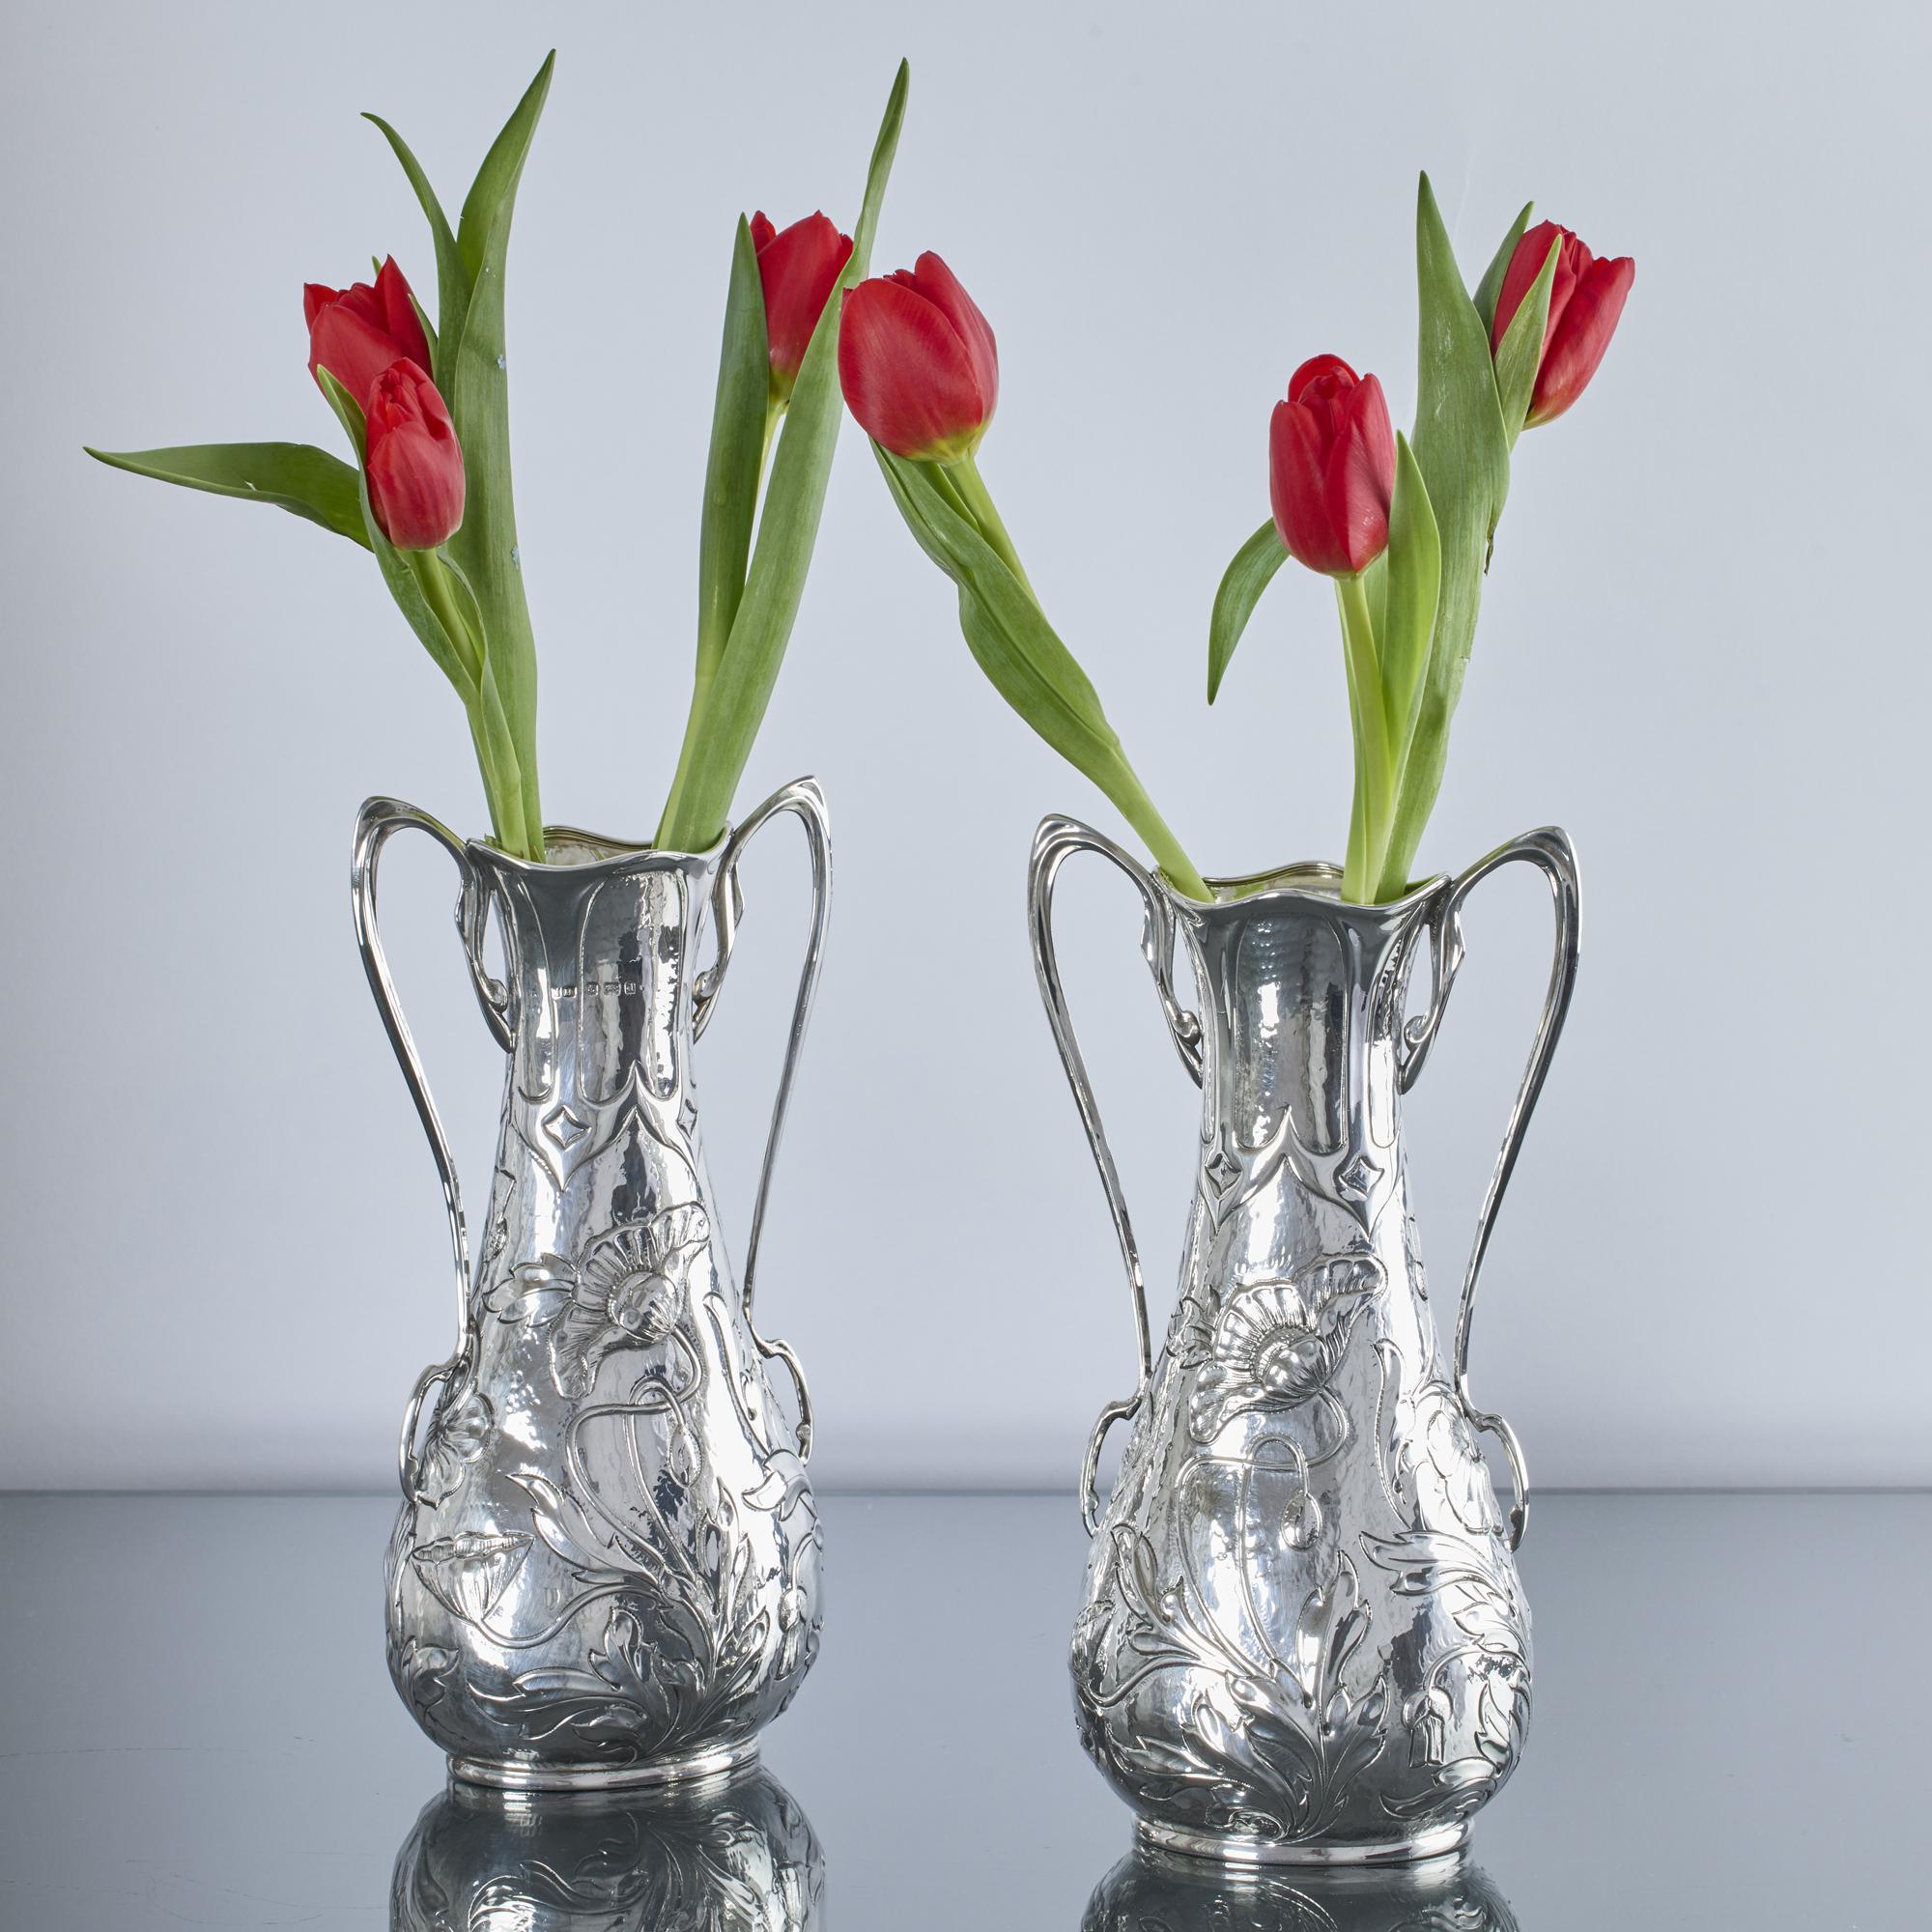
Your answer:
(1082, 1843), (1520, 1930)
(354, 780), (832, 1789)
(1031, 817), (1579, 1864)
(389, 1767), (823, 1930)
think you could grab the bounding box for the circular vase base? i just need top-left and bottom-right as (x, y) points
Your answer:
(1136, 1817), (1470, 1869)
(448, 1738), (759, 1795)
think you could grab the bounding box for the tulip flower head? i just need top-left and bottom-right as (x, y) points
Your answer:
(1492, 220), (1634, 428)
(838, 252), (998, 465)
(364, 358), (465, 551)
(305, 257), (434, 410)
(751, 211), (854, 406)
(1268, 355), (1396, 578)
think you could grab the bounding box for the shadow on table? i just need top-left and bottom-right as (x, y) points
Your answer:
(388, 1766), (823, 1929)
(1081, 1845), (1520, 1929)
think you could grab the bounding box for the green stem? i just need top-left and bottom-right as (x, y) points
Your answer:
(416, 551), (530, 857)
(1102, 753), (1209, 902)
(952, 453), (1037, 601)
(1336, 571), (1393, 902)
(657, 398), (782, 850)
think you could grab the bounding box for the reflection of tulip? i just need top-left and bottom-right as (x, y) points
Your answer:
(1491, 220), (1634, 428)
(837, 251), (998, 464)
(750, 211), (853, 405)
(364, 359), (465, 551)
(1268, 355), (1396, 578)
(304, 256), (433, 409)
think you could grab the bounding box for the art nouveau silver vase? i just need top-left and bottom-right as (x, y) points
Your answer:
(389, 1769), (824, 1931)
(353, 779), (830, 1790)
(1030, 816), (1579, 1866)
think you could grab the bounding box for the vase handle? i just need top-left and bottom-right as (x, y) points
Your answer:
(1403, 826), (1580, 1549)
(352, 797), (512, 1498)
(690, 777), (831, 1462)
(1029, 815), (1205, 1534)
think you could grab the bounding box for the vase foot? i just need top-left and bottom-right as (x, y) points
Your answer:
(1136, 1817), (1470, 1869)
(448, 1738), (759, 1795)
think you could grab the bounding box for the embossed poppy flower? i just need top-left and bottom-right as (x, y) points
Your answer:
(537, 1206), (712, 1398)
(1396, 1380), (1502, 1537)
(1188, 1257), (1383, 1444)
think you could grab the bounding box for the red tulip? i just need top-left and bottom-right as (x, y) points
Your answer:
(751, 210), (853, 404)
(1268, 355), (1396, 578)
(304, 257), (434, 409)
(1491, 220), (1634, 428)
(838, 252), (998, 464)
(364, 359), (465, 551)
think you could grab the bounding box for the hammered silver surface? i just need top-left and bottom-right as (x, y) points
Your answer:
(1031, 820), (1579, 1861)
(353, 782), (831, 1786)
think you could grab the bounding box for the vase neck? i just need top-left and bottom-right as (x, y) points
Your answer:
(470, 844), (719, 1126)
(1181, 886), (1434, 1241)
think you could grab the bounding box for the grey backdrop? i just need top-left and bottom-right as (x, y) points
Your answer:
(2, 0), (1925, 1492)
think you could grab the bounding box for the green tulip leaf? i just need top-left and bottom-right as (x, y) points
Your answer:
(1472, 200), (1534, 336)
(363, 113), (469, 387)
(656, 59), (910, 852)
(1492, 231), (1560, 448)
(1207, 518), (1290, 702)
(1378, 433), (1441, 773)
(657, 217), (772, 841)
(440, 50), (555, 850)
(84, 441), (373, 549)
(875, 445), (1207, 897)
(1375, 173), (1513, 899)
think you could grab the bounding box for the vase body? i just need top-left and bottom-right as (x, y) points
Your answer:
(355, 781), (831, 1790)
(1031, 818), (1579, 1866)
(390, 1769), (823, 1931)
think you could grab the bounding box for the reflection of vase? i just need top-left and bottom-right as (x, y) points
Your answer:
(1082, 1846), (1520, 1931)
(1031, 818), (1579, 1865)
(389, 1768), (824, 1931)
(355, 781), (832, 1790)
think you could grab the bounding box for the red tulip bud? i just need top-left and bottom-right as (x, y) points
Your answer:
(1491, 220), (1634, 428)
(364, 359), (465, 551)
(838, 252), (998, 465)
(751, 210), (853, 405)
(305, 256), (434, 411)
(1268, 355), (1396, 578)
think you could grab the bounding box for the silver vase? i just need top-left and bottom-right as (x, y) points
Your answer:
(354, 779), (831, 1791)
(1030, 817), (1579, 1866)
(389, 1769), (823, 1931)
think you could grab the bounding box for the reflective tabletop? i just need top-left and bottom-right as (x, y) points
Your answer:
(0, 1492), (1919, 1927)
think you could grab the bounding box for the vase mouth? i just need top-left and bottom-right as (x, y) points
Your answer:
(467, 823), (728, 874)
(1159, 862), (1445, 915)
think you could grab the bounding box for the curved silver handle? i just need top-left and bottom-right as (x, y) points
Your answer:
(352, 797), (512, 1497)
(1028, 815), (1205, 1534)
(1404, 826), (1580, 1549)
(690, 777), (831, 1462)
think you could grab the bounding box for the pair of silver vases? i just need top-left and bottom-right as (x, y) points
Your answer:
(354, 779), (830, 1792)
(1031, 815), (1578, 1868)
(353, 777), (1579, 1862)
